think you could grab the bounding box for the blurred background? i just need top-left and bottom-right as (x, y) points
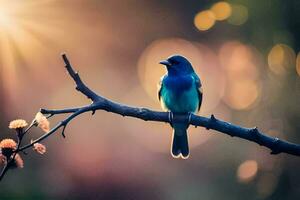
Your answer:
(0, 0), (300, 199)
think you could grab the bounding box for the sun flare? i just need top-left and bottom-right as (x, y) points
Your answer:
(0, 0), (64, 94)
(0, 8), (13, 30)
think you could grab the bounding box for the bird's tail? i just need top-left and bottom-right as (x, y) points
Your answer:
(171, 125), (189, 159)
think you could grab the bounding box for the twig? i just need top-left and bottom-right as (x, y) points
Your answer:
(62, 54), (98, 101)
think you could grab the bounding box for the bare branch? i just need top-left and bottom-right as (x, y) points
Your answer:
(18, 105), (95, 151)
(62, 54), (99, 101)
(40, 107), (81, 115)
(16, 54), (300, 157)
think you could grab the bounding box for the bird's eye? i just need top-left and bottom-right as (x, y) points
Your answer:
(169, 59), (179, 65)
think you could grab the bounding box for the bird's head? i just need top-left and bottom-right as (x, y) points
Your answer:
(159, 55), (194, 76)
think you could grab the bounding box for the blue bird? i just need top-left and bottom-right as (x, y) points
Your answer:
(158, 55), (203, 159)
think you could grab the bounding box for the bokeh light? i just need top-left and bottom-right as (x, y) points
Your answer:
(227, 4), (248, 26)
(256, 173), (278, 198)
(210, 1), (232, 21)
(224, 80), (259, 110)
(0, 0), (71, 114)
(219, 41), (261, 110)
(0, 6), (13, 30)
(237, 160), (258, 183)
(296, 52), (300, 76)
(219, 41), (259, 79)
(268, 44), (296, 75)
(194, 10), (216, 31)
(195, 43), (226, 113)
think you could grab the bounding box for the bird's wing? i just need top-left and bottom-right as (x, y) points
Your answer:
(193, 74), (203, 112)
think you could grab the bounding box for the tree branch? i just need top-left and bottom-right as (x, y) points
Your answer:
(17, 54), (300, 157)
(62, 54), (99, 101)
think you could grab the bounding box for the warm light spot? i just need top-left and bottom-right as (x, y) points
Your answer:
(227, 4), (248, 25)
(257, 173), (278, 198)
(229, 44), (253, 71)
(0, 0), (67, 112)
(195, 43), (226, 113)
(219, 42), (259, 80)
(219, 41), (240, 68)
(194, 10), (216, 31)
(296, 52), (300, 76)
(223, 79), (259, 110)
(268, 44), (296, 75)
(219, 41), (262, 110)
(210, 1), (232, 21)
(237, 160), (258, 182)
(0, 7), (13, 30)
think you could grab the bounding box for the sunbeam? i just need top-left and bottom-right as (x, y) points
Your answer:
(0, 0), (62, 98)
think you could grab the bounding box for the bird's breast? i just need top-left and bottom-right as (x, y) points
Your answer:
(160, 76), (199, 113)
(163, 76), (193, 94)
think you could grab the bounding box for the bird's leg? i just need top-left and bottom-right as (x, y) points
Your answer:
(168, 111), (174, 127)
(187, 112), (193, 125)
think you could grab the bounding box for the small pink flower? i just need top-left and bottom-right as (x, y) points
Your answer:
(33, 143), (46, 155)
(13, 154), (24, 168)
(0, 139), (17, 149)
(9, 119), (28, 129)
(34, 112), (50, 132)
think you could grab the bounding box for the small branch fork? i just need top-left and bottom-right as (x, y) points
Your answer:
(19, 54), (300, 156)
(1, 54), (300, 181)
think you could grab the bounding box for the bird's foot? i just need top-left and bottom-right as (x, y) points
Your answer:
(187, 112), (193, 124)
(168, 111), (174, 124)
(168, 111), (175, 128)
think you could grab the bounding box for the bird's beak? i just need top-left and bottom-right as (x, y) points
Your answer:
(159, 60), (171, 67)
